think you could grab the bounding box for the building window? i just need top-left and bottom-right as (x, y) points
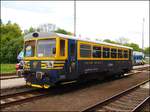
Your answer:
(124, 50), (128, 58)
(103, 47), (110, 58)
(118, 49), (123, 58)
(60, 39), (65, 56)
(80, 44), (91, 58)
(111, 48), (117, 58)
(93, 46), (101, 58)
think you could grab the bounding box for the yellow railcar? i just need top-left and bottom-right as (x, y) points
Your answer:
(21, 32), (133, 88)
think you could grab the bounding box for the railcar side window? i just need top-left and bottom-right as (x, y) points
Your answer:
(118, 49), (123, 58)
(103, 47), (110, 58)
(124, 50), (128, 58)
(60, 39), (65, 56)
(111, 48), (117, 58)
(93, 46), (101, 58)
(80, 44), (91, 58)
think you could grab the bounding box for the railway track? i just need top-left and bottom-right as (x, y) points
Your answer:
(0, 89), (49, 109)
(82, 80), (149, 112)
(0, 66), (149, 110)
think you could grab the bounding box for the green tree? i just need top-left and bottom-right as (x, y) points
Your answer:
(54, 28), (72, 35)
(103, 39), (118, 44)
(29, 27), (36, 33)
(1, 21), (22, 42)
(144, 47), (150, 56)
(124, 43), (141, 51)
(0, 20), (23, 63)
(103, 38), (142, 51)
(24, 27), (37, 35)
(0, 19), (2, 25)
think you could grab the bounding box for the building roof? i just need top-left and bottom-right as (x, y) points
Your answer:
(24, 32), (133, 49)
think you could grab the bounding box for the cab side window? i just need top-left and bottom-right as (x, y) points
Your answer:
(60, 39), (65, 56)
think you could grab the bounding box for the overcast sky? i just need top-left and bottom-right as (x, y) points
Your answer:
(1, 1), (149, 48)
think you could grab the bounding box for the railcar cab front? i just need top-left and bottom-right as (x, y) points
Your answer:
(23, 32), (75, 88)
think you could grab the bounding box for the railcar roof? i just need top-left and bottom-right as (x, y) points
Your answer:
(24, 32), (133, 49)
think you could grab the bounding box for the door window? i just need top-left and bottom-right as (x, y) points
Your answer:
(70, 43), (75, 56)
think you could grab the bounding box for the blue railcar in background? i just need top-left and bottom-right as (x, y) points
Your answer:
(133, 51), (145, 65)
(16, 50), (24, 76)
(17, 50), (24, 62)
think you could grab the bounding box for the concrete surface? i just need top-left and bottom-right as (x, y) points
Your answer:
(0, 78), (25, 89)
(140, 82), (150, 89)
(133, 64), (149, 69)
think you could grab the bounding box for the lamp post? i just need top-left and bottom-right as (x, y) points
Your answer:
(74, 0), (76, 36)
(142, 18), (145, 54)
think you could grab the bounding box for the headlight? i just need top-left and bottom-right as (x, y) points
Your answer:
(48, 61), (54, 68)
(24, 61), (30, 69)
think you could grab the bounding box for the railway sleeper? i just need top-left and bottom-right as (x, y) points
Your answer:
(112, 100), (139, 107)
(108, 102), (135, 110)
(102, 105), (132, 111)
(117, 96), (145, 103)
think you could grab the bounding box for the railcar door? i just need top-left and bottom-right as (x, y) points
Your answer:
(67, 39), (78, 79)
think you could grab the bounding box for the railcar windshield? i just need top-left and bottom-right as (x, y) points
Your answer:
(24, 40), (35, 57)
(37, 39), (56, 57)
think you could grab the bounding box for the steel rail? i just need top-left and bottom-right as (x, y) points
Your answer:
(0, 89), (38, 99)
(132, 96), (150, 112)
(0, 89), (49, 109)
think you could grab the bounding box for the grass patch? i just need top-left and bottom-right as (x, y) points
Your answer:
(0, 64), (16, 74)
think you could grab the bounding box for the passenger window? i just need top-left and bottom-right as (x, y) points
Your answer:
(80, 44), (91, 58)
(60, 39), (65, 56)
(111, 48), (117, 58)
(118, 49), (123, 58)
(103, 47), (110, 58)
(124, 50), (128, 58)
(93, 46), (101, 58)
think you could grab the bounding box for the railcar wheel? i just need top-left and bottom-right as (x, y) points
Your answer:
(115, 72), (124, 79)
